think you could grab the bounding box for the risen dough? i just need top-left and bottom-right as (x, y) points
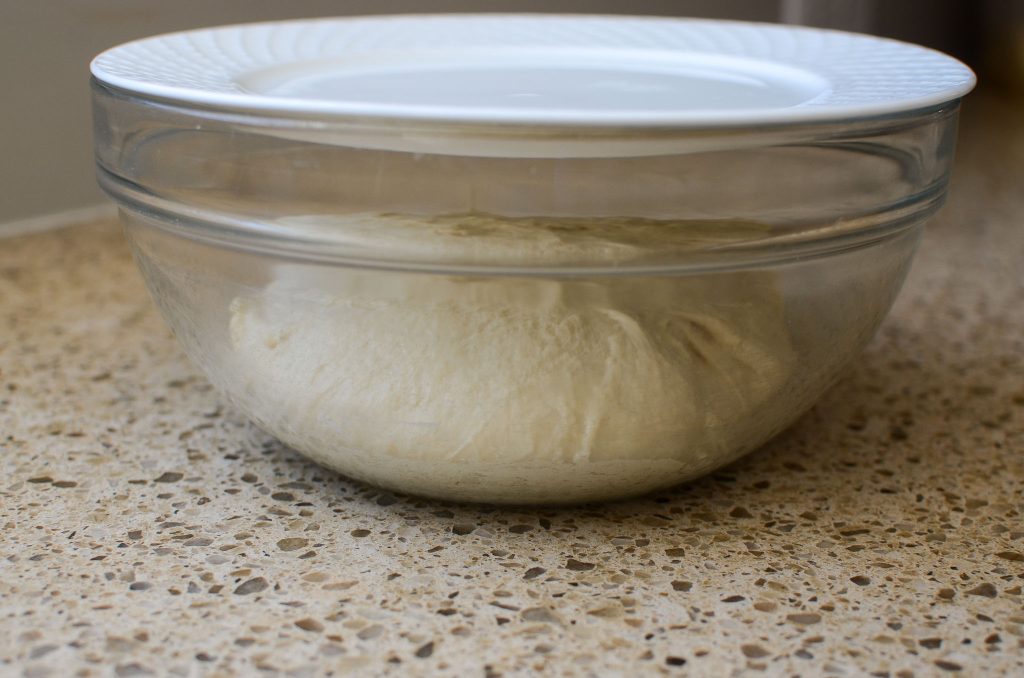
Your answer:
(228, 213), (795, 503)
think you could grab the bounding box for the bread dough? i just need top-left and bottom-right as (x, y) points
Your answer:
(227, 213), (796, 503)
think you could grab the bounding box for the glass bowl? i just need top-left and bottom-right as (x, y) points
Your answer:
(91, 15), (974, 504)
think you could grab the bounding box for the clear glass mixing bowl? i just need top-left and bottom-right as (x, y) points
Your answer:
(93, 80), (962, 504)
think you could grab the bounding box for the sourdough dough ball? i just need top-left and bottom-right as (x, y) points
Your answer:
(227, 213), (795, 503)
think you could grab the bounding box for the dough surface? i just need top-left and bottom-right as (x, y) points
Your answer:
(227, 213), (796, 503)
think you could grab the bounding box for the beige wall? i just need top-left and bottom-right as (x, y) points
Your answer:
(0, 1), (784, 226)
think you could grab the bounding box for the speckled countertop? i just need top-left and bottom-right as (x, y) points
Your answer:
(2, 95), (1023, 678)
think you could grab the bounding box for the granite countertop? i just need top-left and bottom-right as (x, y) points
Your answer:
(2, 95), (1022, 678)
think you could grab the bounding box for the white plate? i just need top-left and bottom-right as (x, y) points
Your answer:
(92, 14), (974, 129)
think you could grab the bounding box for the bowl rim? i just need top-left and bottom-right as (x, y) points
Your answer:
(102, 164), (942, 277)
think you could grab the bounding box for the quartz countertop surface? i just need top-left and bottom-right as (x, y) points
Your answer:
(2, 97), (1023, 678)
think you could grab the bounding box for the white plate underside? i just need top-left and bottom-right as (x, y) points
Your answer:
(92, 15), (975, 128)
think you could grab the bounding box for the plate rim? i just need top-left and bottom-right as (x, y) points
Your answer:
(90, 13), (977, 128)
